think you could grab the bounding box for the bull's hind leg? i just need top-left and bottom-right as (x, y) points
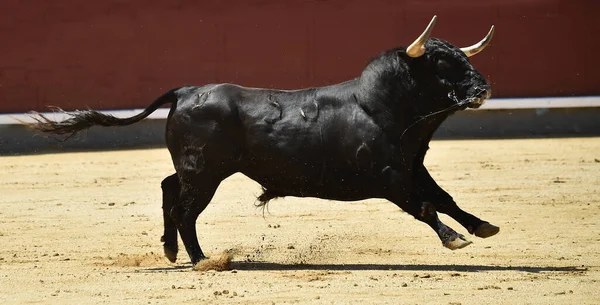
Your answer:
(385, 169), (472, 250)
(171, 174), (221, 265)
(415, 166), (499, 238)
(434, 200), (499, 238)
(396, 200), (472, 250)
(161, 174), (180, 262)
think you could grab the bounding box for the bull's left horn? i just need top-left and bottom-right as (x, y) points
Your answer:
(406, 16), (437, 58)
(461, 25), (495, 57)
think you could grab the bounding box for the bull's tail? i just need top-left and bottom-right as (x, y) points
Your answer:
(24, 88), (179, 140)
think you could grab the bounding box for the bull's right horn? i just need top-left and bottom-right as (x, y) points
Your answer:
(461, 25), (495, 57)
(406, 16), (437, 58)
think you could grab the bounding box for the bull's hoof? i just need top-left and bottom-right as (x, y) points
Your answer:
(164, 245), (178, 263)
(474, 223), (500, 238)
(444, 235), (472, 250)
(191, 255), (208, 267)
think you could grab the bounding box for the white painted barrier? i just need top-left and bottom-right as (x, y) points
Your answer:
(2, 96), (599, 125)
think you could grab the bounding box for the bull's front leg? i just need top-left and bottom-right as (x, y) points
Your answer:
(414, 165), (499, 238)
(382, 167), (472, 250)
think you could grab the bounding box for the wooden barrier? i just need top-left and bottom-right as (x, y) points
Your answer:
(0, 0), (598, 113)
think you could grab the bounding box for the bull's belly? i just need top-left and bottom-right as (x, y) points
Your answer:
(238, 119), (395, 201)
(240, 161), (386, 201)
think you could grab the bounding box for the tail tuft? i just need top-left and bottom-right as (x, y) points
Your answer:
(19, 87), (180, 142)
(25, 107), (129, 141)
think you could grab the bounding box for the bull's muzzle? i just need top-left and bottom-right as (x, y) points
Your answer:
(469, 87), (492, 108)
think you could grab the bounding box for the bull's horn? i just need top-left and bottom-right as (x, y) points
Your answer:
(461, 25), (495, 57)
(406, 16), (437, 58)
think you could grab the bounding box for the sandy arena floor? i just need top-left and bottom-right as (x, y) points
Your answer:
(1, 138), (599, 304)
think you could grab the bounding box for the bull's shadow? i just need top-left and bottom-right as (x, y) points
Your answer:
(228, 262), (585, 273)
(142, 262), (586, 274)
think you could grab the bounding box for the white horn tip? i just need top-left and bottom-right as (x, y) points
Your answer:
(430, 15), (438, 25)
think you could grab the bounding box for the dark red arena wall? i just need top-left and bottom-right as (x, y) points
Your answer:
(0, 0), (598, 113)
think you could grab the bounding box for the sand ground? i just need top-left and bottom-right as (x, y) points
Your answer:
(1, 138), (599, 304)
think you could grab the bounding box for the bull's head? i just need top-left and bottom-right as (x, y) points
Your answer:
(405, 16), (494, 109)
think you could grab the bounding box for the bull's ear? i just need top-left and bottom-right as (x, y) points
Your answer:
(461, 25), (495, 57)
(406, 16), (437, 58)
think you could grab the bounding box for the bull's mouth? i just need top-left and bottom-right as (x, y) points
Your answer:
(449, 87), (491, 109)
(468, 96), (486, 108)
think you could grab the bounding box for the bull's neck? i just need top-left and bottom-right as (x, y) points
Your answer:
(355, 80), (454, 166)
(355, 78), (423, 138)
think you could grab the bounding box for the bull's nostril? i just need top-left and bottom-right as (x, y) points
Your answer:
(475, 87), (485, 96)
(475, 87), (491, 99)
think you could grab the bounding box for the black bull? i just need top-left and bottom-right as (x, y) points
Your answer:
(26, 17), (499, 265)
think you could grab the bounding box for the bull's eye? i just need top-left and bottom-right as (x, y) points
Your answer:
(437, 60), (452, 71)
(436, 59), (462, 83)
